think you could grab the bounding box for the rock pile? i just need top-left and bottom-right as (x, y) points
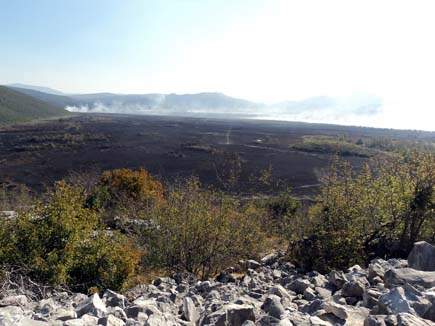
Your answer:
(2, 242), (435, 325)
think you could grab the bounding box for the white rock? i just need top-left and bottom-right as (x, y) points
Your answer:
(53, 308), (77, 321)
(0, 295), (28, 306)
(385, 268), (435, 289)
(323, 301), (370, 325)
(75, 293), (107, 318)
(182, 297), (199, 322)
(98, 315), (126, 326)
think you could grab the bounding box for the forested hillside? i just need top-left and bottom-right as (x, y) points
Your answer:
(0, 86), (68, 124)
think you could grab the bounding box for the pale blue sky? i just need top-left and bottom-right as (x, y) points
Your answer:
(2, 0), (435, 130)
(0, 0), (271, 97)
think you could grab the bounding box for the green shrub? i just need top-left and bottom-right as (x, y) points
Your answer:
(289, 151), (435, 272)
(68, 232), (140, 292)
(262, 193), (300, 233)
(292, 136), (377, 157)
(144, 178), (265, 279)
(0, 181), (140, 292)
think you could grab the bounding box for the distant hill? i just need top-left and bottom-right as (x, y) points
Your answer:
(162, 93), (259, 111)
(7, 85), (383, 126)
(7, 86), (77, 107)
(7, 83), (65, 95)
(0, 86), (69, 124)
(8, 87), (260, 114)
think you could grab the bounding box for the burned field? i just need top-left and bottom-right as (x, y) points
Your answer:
(1, 113), (433, 197)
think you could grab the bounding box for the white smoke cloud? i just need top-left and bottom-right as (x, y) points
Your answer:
(66, 102), (154, 114)
(64, 95), (390, 129)
(65, 102), (108, 113)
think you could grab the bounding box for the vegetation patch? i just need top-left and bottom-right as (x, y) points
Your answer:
(288, 151), (435, 272)
(0, 181), (140, 292)
(291, 135), (379, 157)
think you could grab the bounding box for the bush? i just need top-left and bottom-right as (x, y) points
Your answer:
(0, 181), (140, 292)
(262, 193), (300, 234)
(68, 232), (140, 292)
(292, 136), (376, 157)
(289, 151), (435, 272)
(144, 178), (265, 279)
(88, 168), (164, 215)
(87, 168), (164, 230)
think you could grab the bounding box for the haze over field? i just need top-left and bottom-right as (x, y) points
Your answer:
(64, 93), (385, 129)
(6, 84), (385, 128)
(1, 0), (435, 130)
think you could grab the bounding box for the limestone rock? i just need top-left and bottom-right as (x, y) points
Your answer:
(0, 295), (28, 306)
(342, 280), (366, 297)
(323, 301), (370, 325)
(364, 315), (387, 326)
(201, 303), (255, 326)
(262, 295), (285, 319)
(182, 297), (199, 322)
(397, 312), (434, 326)
(269, 285), (294, 301)
(75, 293), (107, 318)
(103, 290), (128, 309)
(385, 268), (435, 289)
(98, 315), (126, 326)
(53, 308), (77, 321)
(408, 241), (435, 272)
(288, 279), (311, 295)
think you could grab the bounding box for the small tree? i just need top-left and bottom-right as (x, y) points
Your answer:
(144, 178), (265, 279)
(261, 192), (301, 235)
(89, 168), (164, 218)
(214, 153), (243, 192)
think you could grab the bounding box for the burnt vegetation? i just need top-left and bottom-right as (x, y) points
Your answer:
(3, 114), (435, 293)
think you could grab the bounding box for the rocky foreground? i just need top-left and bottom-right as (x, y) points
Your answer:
(2, 242), (435, 326)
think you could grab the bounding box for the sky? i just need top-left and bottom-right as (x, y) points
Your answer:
(1, 0), (435, 130)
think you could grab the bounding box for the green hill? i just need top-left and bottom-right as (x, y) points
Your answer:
(0, 86), (69, 124)
(8, 86), (78, 107)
